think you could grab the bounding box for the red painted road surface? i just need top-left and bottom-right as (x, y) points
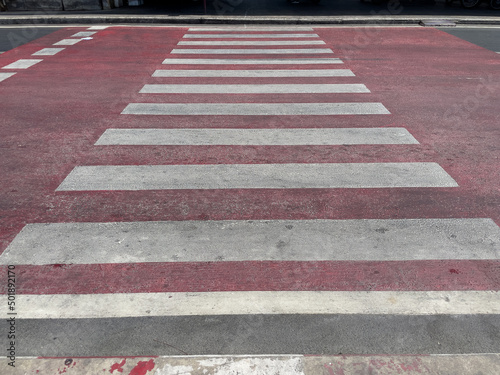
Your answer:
(0, 26), (499, 357)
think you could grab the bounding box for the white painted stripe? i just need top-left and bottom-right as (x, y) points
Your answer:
(171, 48), (333, 54)
(3, 218), (497, 265)
(32, 48), (64, 56)
(12, 291), (500, 319)
(56, 163), (457, 191)
(152, 69), (354, 77)
(140, 84), (370, 94)
(184, 33), (320, 38)
(87, 26), (109, 30)
(95, 128), (419, 146)
(0, 72), (15, 82)
(53, 39), (81, 46)
(121, 103), (390, 116)
(178, 41), (326, 46)
(71, 31), (96, 37)
(1, 59), (42, 69)
(188, 27), (315, 31)
(162, 58), (343, 65)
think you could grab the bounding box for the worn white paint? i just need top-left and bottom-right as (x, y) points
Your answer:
(1, 59), (42, 69)
(95, 128), (418, 146)
(162, 58), (343, 64)
(139, 83), (370, 94)
(171, 48), (333, 54)
(12, 291), (500, 319)
(0, 72), (15, 82)
(177, 40), (326, 46)
(184, 33), (319, 38)
(56, 163), (457, 191)
(3, 218), (496, 265)
(53, 39), (81, 46)
(121, 102), (389, 115)
(152, 69), (354, 77)
(71, 31), (96, 37)
(32, 48), (64, 56)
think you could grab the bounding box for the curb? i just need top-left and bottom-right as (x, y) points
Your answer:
(1, 14), (500, 26)
(3, 354), (500, 374)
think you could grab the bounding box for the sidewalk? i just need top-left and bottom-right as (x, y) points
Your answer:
(1, 0), (500, 25)
(5, 354), (500, 374)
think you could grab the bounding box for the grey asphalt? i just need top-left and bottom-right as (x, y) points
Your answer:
(5, 314), (499, 356)
(0, 26), (62, 52)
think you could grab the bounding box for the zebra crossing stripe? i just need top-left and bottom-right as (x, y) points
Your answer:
(12, 291), (500, 319)
(0, 72), (15, 82)
(3, 219), (497, 265)
(32, 48), (65, 56)
(152, 69), (355, 77)
(139, 84), (370, 94)
(121, 103), (389, 115)
(95, 128), (418, 146)
(171, 49), (334, 55)
(55, 163), (457, 191)
(177, 41), (326, 46)
(188, 27), (315, 31)
(53, 39), (82, 46)
(162, 58), (343, 64)
(184, 34), (320, 38)
(71, 31), (97, 37)
(1, 59), (42, 69)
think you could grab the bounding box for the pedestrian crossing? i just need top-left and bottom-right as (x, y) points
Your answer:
(3, 27), (499, 357)
(94, 128), (418, 145)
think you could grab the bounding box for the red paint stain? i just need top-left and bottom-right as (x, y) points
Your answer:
(110, 359), (126, 373)
(128, 359), (155, 375)
(449, 269), (460, 274)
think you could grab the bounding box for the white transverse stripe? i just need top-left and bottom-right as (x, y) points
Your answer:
(162, 58), (343, 64)
(177, 41), (326, 46)
(87, 26), (108, 30)
(71, 31), (96, 37)
(32, 48), (65, 56)
(188, 27), (315, 31)
(95, 128), (419, 146)
(3, 218), (498, 265)
(140, 84), (370, 94)
(2, 59), (42, 69)
(122, 103), (390, 115)
(53, 39), (81, 46)
(0, 72), (15, 82)
(13, 291), (500, 319)
(171, 48), (333, 54)
(184, 33), (320, 38)
(152, 69), (354, 77)
(56, 163), (457, 191)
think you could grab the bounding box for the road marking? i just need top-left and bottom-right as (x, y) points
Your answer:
(188, 27), (315, 31)
(152, 69), (354, 77)
(0, 72), (15, 82)
(139, 84), (370, 94)
(162, 58), (343, 64)
(184, 33), (320, 38)
(13, 291), (500, 319)
(53, 39), (82, 46)
(1, 59), (42, 69)
(171, 48), (333, 54)
(95, 128), (419, 146)
(32, 48), (65, 56)
(3, 218), (497, 265)
(56, 163), (457, 191)
(71, 31), (97, 37)
(121, 102), (389, 115)
(87, 26), (108, 30)
(177, 41), (326, 46)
